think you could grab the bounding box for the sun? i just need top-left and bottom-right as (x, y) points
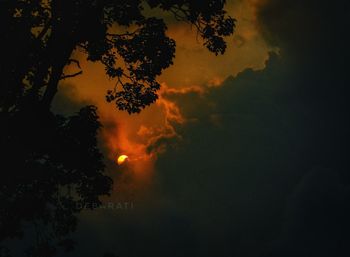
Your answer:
(117, 155), (129, 165)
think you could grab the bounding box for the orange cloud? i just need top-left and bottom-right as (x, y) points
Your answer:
(55, 0), (271, 192)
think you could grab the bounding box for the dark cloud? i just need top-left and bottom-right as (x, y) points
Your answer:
(273, 167), (350, 257)
(145, 1), (350, 255)
(152, 54), (309, 257)
(257, 0), (349, 55)
(254, 0), (350, 180)
(256, 0), (350, 106)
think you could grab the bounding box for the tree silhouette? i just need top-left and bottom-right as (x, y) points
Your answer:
(0, 1), (235, 256)
(0, 0), (235, 113)
(0, 105), (112, 256)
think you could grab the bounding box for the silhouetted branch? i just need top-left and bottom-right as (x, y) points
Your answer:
(37, 19), (52, 40)
(67, 59), (81, 69)
(60, 71), (83, 80)
(106, 31), (138, 38)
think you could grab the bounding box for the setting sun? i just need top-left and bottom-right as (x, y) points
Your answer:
(117, 155), (129, 165)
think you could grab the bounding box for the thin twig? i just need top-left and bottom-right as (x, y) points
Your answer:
(60, 71), (83, 80)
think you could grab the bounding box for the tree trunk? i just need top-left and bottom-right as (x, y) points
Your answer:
(41, 0), (79, 110)
(41, 41), (76, 109)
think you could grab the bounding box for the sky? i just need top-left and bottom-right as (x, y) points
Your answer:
(52, 0), (350, 257)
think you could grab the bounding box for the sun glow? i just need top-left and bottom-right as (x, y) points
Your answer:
(117, 155), (129, 165)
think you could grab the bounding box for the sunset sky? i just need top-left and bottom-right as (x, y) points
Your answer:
(50, 0), (350, 256)
(54, 0), (271, 176)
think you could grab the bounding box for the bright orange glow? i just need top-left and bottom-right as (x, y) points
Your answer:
(117, 155), (129, 165)
(58, 0), (270, 185)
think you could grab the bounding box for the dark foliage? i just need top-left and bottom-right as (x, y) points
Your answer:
(0, 106), (112, 256)
(0, 0), (235, 114)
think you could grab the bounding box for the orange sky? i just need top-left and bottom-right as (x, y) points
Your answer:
(58, 0), (272, 190)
